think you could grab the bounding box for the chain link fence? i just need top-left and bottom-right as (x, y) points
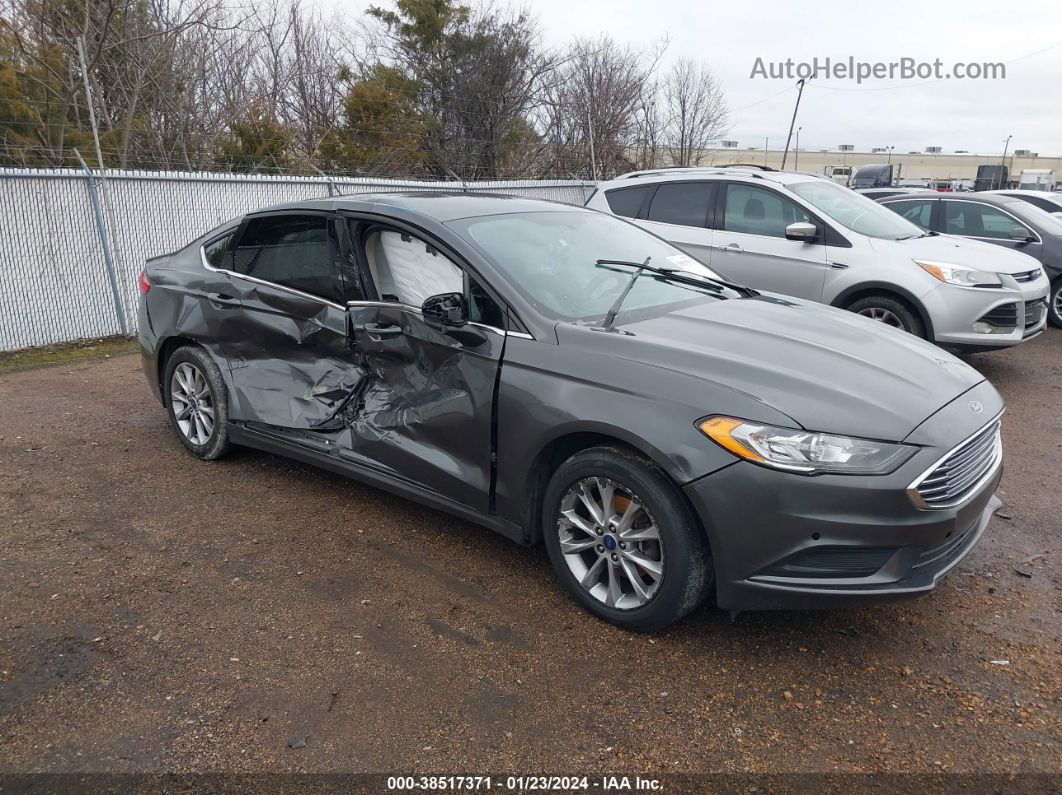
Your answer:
(0, 169), (596, 351)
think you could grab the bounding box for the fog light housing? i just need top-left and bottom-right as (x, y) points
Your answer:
(971, 321), (993, 334)
(971, 321), (1012, 335)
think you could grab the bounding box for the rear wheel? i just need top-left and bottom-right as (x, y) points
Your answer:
(542, 446), (712, 631)
(1048, 279), (1062, 328)
(163, 345), (231, 460)
(846, 294), (926, 339)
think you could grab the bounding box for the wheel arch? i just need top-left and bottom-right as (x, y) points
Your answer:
(830, 282), (935, 341)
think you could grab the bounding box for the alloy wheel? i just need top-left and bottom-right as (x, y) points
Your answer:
(557, 477), (664, 610)
(1053, 286), (1062, 322)
(858, 307), (904, 328)
(170, 362), (215, 445)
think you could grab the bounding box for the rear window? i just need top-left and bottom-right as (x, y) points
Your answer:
(646, 182), (713, 227)
(605, 185), (653, 218)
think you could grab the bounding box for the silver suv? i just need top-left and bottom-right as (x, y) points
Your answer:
(587, 168), (1050, 351)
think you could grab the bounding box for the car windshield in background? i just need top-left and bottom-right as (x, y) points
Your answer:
(789, 180), (925, 240)
(1006, 200), (1062, 235)
(451, 211), (740, 323)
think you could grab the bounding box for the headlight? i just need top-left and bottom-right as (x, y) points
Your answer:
(916, 260), (1002, 288)
(697, 416), (916, 475)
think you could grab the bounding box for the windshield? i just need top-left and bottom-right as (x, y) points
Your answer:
(1006, 200), (1062, 235)
(789, 180), (925, 239)
(450, 210), (740, 323)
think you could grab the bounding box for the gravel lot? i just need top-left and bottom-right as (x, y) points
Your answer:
(1, 332), (1059, 778)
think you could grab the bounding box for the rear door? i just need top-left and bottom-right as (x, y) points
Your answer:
(633, 181), (716, 263)
(340, 220), (506, 513)
(208, 211), (366, 430)
(709, 182), (830, 300)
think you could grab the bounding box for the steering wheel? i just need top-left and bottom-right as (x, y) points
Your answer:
(584, 269), (631, 304)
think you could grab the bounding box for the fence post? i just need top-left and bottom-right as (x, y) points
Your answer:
(74, 150), (127, 335)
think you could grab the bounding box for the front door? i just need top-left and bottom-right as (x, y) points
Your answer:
(340, 223), (506, 513)
(710, 182), (830, 300)
(209, 211), (365, 430)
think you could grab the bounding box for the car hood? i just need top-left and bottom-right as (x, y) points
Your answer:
(561, 295), (984, 442)
(868, 233), (1041, 273)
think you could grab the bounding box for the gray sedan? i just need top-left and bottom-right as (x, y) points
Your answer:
(879, 191), (1062, 327)
(137, 193), (1004, 630)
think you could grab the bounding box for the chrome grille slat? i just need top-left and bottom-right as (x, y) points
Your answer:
(911, 419), (1002, 509)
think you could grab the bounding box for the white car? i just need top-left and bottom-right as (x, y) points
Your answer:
(586, 168), (1050, 351)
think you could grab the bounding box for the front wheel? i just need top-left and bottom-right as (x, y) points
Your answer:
(846, 294), (927, 339)
(542, 446), (713, 631)
(1048, 279), (1062, 328)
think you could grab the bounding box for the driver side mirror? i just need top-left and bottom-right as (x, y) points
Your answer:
(785, 221), (818, 242)
(1008, 226), (1035, 243)
(422, 292), (468, 328)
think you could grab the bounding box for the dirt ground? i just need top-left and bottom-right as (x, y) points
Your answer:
(0, 331), (1059, 780)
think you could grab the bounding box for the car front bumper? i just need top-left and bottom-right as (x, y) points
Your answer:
(684, 381), (1004, 611)
(923, 276), (1049, 349)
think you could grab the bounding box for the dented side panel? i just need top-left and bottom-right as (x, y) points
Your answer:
(209, 280), (362, 428)
(341, 304), (504, 513)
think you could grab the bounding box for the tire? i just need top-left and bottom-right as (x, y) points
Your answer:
(1048, 279), (1062, 329)
(846, 294), (927, 339)
(542, 446), (712, 631)
(163, 345), (231, 460)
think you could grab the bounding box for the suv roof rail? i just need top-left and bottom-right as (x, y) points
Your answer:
(616, 166), (767, 180)
(715, 163), (778, 172)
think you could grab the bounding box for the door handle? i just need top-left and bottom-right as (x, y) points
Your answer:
(719, 243), (743, 253)
(207, 292), (242, 307)
(828, 262), (849, 270)
(363, 322), (402, 339)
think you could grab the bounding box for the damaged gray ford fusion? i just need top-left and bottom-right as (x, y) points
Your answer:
(138, 192), (1004, 631)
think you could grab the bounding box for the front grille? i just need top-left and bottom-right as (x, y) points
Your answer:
(912, 420), (1002, 509)
(1013, 268), (1041, 283)
(978, 303), (1018, 328)
(1024, 298), (1045, 328)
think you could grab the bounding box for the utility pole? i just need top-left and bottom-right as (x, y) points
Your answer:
(587, 110), (597, 181)
(999, 134), (1012, 189)
(780, 78), (809, 171)
(794, 127), (801, 170)
(763, 137), (768, 167)
(887, 145), (894, 165)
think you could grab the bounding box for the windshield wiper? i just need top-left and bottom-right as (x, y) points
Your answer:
(598, 257), (651, 331)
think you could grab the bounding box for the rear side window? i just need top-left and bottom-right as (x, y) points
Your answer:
(605, 185), (653, 218)
(231, 214), (342, 302)
(723, 184), (811, 238)
(1013, 194), (1055, 213)
(646, 182), (713, 227)
(203, 232), (234, 268)
(887, 199), (935, 229)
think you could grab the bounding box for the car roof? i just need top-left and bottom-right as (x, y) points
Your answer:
(597, 167), (829, 190)
(879, 191), (1026, 206)
(983, 189), (1062, 199)
(248, 191), (583, 222)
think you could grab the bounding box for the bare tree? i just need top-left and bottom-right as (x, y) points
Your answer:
(661, 57), (728, 167)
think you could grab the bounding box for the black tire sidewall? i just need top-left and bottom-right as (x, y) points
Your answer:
(163, 346), (230, 460)
(542, 447), (712, 631)
(1048, 280), (1062, 328)
(847, 295), (926, 338)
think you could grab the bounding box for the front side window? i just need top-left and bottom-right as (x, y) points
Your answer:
(363, 229), (463, 306)
(230, 214), (341, 301)
(646, 182), (713, 227)
(887, 199), (935, 229)
(723, 184), (811, 238)
(789, 180), (924, 239)
(451, 210), (738, 324)
(943, 202), (1032, 240)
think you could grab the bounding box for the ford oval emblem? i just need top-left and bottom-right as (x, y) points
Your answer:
(969, 401), (983, 413)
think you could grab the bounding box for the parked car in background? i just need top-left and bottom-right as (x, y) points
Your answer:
(587, 168), (1049, 350)
(878, 191), (1062, 327)
(139, 192), (1006, 631)
(856, 187), (937, 201)
(983, 189), (1062, 217)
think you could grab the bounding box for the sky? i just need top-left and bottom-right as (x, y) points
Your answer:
(325, 0), (1062, 156)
